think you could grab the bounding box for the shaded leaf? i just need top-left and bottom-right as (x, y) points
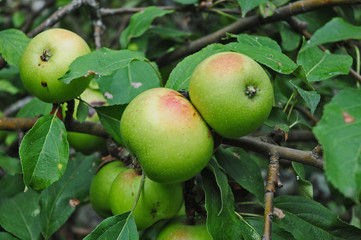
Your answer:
(19, 114), (69, 190)
(0, 232), (18, 240)
(120, 6), (174, 48)
(95, 105), (127, 144)
(76, 100), (89, 123)
(16, 98), (52, 118)
(278, 23), (301, 51)
(313, 88), (361, 201)
(201, 159), (243, 240)
(165, 44), (228, 90)
(0, 152), (21, 175)
(0, 80), (20, 95)
(0, 189), (41, 240)
(246, 217), (295, 240)
(96, 60), (161, 105)
(84, 212), (139, 240)
(214, 148), (264, 202)
(40, 153), (97, 239)
(302, 17), (361, 52)
(237, 215), (261, 240)
(292, 162), (313, 199)
(264, 108), (289, 132)
(0, 29), (30, 67)
(0, 174), (25, 202)
(230, 33), (282, 51)
(290, 82), (320, 115)
(273, 195), (361, 239)
(237, 0), (267, 17)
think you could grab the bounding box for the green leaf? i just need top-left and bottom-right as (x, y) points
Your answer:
(237, 0), (267, 17)
(0, 174), (25, 202)
(120, 6), (174, 48)
(297, 45), (352, 82)
(147, 26), (191, 39)
(264, 108), (290, 132)
(40, 153), (97, 239)
(96, 60), (161, 105)
(230, 33), (282, 51)
(165, 44), (228, 91)
(172, 0), (197, 4)
(246, 217), (295, 240)
(59, 48), (147, 84)
(0, 29), (30, 67)
(0, 152), (21, 175)
(0, 80), (19, 95)
(290, 82), (320, 115)
(278, 23), (301, 51)
(0, 189), (41, 240)
(76, 100), (89, 123)
(16, 98), (52, 118)
(292, 162), (313, 199)
(302, 17), (361, 52)
(273, 195), (361, 239)
(201, 159), (243, 240)
(214, 148), (264, 202)
(95, 105), (127, 144)
(0, 232), (18, 240)
(226, 41), (298, 74)
(19, 114), (69, 190)
(237, 215), (261, 240)
(313, 88), (361, 201)
(84, 212), (139, 240)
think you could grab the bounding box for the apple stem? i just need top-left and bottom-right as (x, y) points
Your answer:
(131, 171), (145, 213)
(245, 85), (259, 98)
(40, 49), (52, 62)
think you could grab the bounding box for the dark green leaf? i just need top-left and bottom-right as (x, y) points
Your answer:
(292, 162), (313, 199)
(273, 195), (361, 239)
(0, 175), (25, 202)
(245, 217), (295, 240)
(290, 82), (320, 115)
(313, 88), (361, 201)
(95, 105), (127, 144)
(214, 148), (264, 202)
(59, 48), (147, 84)
(297, 45), (352, 82)
(237, 215), (261, 240)
(148, 26), (191, 39)
(0, 80), (19, 95)
(278, 23), (301, 51)
(231, 33), (282, 51)
(19, 114), (69, 190)
(237, 0), (267, 17)
(40, 153), (97, 239)
(227, 42), (298, 74)
(16, 98), (52, 118)
(302, 17), (361, 52)
(120, 6), (174, 48)
(96, 60), (161, 105)
(201, 159), (243, 240)
(0, 152), (21, 175)
(264, 108), (289, 132)
(84, 212), (139, 240)
(76, 100), (89, 123)
(0, 232), (18, 240)
(172, 0), (197, 4)
(0, 29), (30, 67)
(165, 44), (228, 90)
(0, 189), (41, 240)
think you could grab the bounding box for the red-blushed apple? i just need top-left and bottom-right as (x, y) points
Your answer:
(189, 51), (274, 138)
(89, 161), (127, 218)
(19, 28), (91, 103)
(120, 87), (214, 184)
(156, 217), (212, 240)
(67, 88), (107, 154)
(109, 168), (183, 230)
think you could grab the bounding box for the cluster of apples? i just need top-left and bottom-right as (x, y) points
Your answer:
(19, 28), (274, 238)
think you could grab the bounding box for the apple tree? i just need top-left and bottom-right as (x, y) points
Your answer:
(0, 0), (361, 239)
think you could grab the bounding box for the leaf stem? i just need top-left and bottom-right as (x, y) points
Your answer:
(283, 92), (294, 113)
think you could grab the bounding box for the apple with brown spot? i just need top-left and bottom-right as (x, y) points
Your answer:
(189, 52), (274, 138)
(120, 88), (214, 184)
(19, 28), (91, 103)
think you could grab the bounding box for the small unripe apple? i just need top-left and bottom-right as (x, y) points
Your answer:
(120, 88), (214, 184)
(109, 169), (183, 230)
(189, 52), (274, 138)
(89, 161), (127, 218)
(156, 217), (212, 240)
(67, 88), (107, 154)
(19, 28), (91, 103)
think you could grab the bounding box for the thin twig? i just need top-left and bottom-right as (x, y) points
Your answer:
(262, 151), (281, 240)
(156, 0), (361, 66)
(86, 0), (105, 50)
(222, 136), (324, 169)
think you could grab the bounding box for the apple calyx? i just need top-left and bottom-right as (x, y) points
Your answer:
(40, 49), (52, 62)
(245, 85), (259, 99)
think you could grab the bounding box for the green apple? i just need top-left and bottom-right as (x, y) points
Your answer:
(109, 168), (183, 230)
(19, 28), (91, 103)
(120, 88), (214, 184)
(67, 88), (107, 154)
(89, 161), (127, 218)
(156, 217), (212, 240)
(189, 51), (274, 138)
